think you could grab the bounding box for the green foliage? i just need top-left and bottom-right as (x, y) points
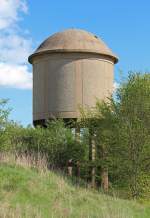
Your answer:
(0, 99), (10, 126)
(0, 72), (150, 199)
(79, 72), (150, 198)
(112, 73), (150, 197)
(0, 99), (11, 151)
(137, 174), (150, 199)
(2, 119), (87, 171)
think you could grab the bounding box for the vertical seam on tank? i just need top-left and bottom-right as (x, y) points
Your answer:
(82, 59), (83, 106)
(32, 64), (34, 120)
(75, 61), (76, 111)
(74, 61), (76, 111)
(43, 62), (45, 115)
(44, 62), (46, 117)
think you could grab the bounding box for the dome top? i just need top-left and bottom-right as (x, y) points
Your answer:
(29, 29), (118, 63)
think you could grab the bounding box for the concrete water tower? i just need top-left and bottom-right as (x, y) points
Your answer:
(28, 29), (118, 126)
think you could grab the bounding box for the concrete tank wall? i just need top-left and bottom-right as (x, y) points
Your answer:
(32, 53), (114, 122)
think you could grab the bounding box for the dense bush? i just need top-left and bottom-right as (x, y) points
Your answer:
(79, 73), (150, 198)
(2, 120), (88, 173)
(0, 72), (150, 199)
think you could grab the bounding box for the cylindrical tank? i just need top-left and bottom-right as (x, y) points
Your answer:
(28, 29), (118, 125)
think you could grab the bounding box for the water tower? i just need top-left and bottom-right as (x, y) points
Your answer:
(28, 29), (118, 126)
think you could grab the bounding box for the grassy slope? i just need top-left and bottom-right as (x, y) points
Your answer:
(0, 164), (150, 218)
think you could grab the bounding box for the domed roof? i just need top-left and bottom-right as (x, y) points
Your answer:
(28, 29), (118, 63)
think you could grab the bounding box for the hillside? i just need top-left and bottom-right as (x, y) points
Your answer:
(0, 163), (149, 218)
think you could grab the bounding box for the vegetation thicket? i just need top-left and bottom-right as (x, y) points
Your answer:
(0, 72), (150, 200)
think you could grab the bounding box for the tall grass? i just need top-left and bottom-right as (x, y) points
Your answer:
(0, 204), (43, 218)
(0, 152), (48, 171)
(0, 153), (148, 218)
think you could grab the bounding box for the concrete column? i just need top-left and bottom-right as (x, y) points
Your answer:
(75, 126), (80, 142)
(91, 135), (96, 188)
(75, 126), (80, 180)
(101, 169), (109, 191)
(101, 144), (109, 191)
(89, 129), (96, 188)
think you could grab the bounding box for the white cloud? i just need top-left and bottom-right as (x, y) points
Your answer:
(0, 0), (33, 90)
(0, 63), (32, 89)
(0, 32), (32, 64)
(0, 0), (28, 30)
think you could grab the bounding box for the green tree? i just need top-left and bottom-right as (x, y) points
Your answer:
(79, 100), (116, 190)
(0, 99), (11, 151)
(113, 73), (150, 198)
(80, 72), (150, 197)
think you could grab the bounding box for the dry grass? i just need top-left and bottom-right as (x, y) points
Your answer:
(0, 152), (48, 172)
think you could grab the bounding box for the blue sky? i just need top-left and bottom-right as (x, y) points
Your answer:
(0, 0), (150, 126)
